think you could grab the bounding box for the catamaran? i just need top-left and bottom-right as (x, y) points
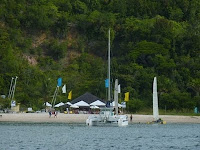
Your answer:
(86, 29), (128, 126)
(86, 79), (128, 126)
(148, 77), (166, 124)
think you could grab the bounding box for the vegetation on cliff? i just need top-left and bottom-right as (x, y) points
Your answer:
(0, 0), (200, 112)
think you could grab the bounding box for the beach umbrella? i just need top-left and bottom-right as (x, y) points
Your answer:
(70, 104), (79, 108)
(90, 105), (99, 109)
(90, 100), (105, 106)
(73, 100), (90, 107)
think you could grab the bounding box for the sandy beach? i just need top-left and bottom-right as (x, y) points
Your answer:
(0, 113), (200, 124)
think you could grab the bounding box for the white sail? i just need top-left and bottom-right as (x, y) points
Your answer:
(153, 77), (159, 121)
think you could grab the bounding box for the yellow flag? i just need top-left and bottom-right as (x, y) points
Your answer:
(125, 92), (129, 101)
(68, 90), (72, 100)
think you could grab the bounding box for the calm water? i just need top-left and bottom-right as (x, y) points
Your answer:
(0, 122), (200, 150)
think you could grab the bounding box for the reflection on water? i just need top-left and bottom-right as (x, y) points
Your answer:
(0, 122), (200, 150)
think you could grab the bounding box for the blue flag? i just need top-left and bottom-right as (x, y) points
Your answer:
(57, 78), (62, 87)
(105, 79), (109, 88)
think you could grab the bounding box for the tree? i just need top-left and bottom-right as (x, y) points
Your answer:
(45, 39), (67, 60)
(127, 99), (144, 113)
(73, 0), (88, 14)
(189, 79), (200, 96)
(21, 2), (59, 30)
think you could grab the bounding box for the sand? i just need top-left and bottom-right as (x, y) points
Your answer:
(0, 113), (200, 124)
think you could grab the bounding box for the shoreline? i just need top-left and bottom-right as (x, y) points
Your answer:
(0, 113), (200, 124)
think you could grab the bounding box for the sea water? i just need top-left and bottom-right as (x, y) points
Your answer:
(0, 122), (200, 150)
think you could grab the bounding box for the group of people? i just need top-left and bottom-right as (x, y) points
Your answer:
(48, 110), (58, 118)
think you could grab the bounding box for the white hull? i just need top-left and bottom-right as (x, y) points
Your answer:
(86, 114), (128, 126)
(86, 108), (128, 127)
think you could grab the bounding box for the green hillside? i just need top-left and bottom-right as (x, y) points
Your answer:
(0, 0), (200, 112)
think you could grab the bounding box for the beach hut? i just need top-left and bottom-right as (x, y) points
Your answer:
(69, 92), (105, 114)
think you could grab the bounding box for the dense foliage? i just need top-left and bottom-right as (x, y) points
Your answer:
(0, 0), (200, 112)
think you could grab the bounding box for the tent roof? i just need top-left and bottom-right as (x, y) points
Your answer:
(61, 102), (72, 108)
(90, 100), (105, 106)
(111, 101), (122, 108)
(73, 100), (90, 107)
(71, 92), (105, 105)
(90, 105), (99, 109)
(66, 102), (72, 106)
(54, 102), (65, 107)
(44, 102), (52, 107)
(70, 104), (79, 108)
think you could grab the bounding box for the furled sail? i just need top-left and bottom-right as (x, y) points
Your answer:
(153, 77), (159, 121)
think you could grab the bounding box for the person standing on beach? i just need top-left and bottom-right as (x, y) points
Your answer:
(48, 110), (51, 118)
(54, 111), (58, 118)
(130, 114), (133, 121)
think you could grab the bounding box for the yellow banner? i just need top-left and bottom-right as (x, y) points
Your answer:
(124, 92), (129, 101)
(68, 90), (72, 100)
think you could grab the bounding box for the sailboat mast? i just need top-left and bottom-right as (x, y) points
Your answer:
(108, 29), (111, 102)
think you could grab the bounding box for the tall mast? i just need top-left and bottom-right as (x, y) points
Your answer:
(108, 29), (111, 102)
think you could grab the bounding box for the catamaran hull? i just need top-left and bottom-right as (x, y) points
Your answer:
(86, 115), (128, 127)
(118, 118), (128, 126)
(147, 121), (167, 124)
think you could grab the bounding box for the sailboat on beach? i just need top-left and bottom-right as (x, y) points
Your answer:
(148, 77), (166, 124)
(86, 29), (128, 126)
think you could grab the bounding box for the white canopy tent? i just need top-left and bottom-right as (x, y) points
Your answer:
(54, 102), (65, 108)
(70, 104), (79, 108)
(90, 100), (105, 106)
(44, 102), (52, 107)
(90, 105), (99, 109)
(110, 101), (122, 108)
(66, 102), (72, 106)
(73, 100), (90, 107)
